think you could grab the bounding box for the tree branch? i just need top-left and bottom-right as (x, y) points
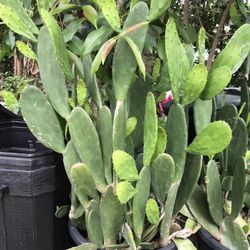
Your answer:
(183, 0), (190, 26)
(206, 0), (234, 70)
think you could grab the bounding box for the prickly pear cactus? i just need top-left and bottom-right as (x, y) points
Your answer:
(100, 186), (125, 245)
(149, 0), (172, 21)
(206, 160), (223, 226)
(211, 24), (250, 74)
(143, 92), (158, 166)
(182, 64), (208, 106)
(165, 18), (190, 102)
(112, 2), (149, 101)
(20, 86), (65, 153)
(166, 103), (187, 180)
(38, 27), (71, 120)
(40, 9), (73, 80)
(133, 166), (151, 240)
(68, 107), (106, 193)
(0, 0), (38, 41)
(200, 66), (232, 100)
(17, 1), (250, 249)
(187, 140), (249, 250)
(187, 121), (232, 157)
(151, 154), (175, 205)
(95, 0), (121, 32)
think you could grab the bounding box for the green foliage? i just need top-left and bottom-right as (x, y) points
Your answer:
(173, 238), (196, 250)
(230, 157), (246, 220)
(112, 150), (139, 181)
(211, 24), (250, 74)
(126, 117), (137, 137)
(227, 117), (248, 176)
(16, 41), (37, 60)
(14, 1), (250, 249)
(153, 127), (167, 158)
(152, 58), (161, 83)
(82, 55), (103, 109)
(151, 153), (175, 205)
(71, 163), (99, 201)
(116, 181), (136, 204)
(174, 154), (202, 214)
(124, 36), (146, 79)
(0, 90), (19, 113)
(20, 86), (65, 153)
(166, 104), (187, 180)
(77, 79), (87, 107)
(38, 27), (71, 120)
(40, 9), (73, 80)
(55, 205), (70, 218)
(81, 26), (113, 57)
(82, 5), (98, 29)
(87, 208), (103, 247)
(0, 0), (38, 41)
(133, 166), (151, 239)
(91, 37), (117, 78)
(160, 182), (179, 246)
(95, 0), (121, 32)
(128, 78), (152, 148)
(220, 218), (249, 250)
(165, 18), (190, 102)
(143, 92), (158, 166)
(112, 2), (149, 101)
(187, 121), (232, 157)
(113, 101), (126, 150)
(68, 107), (106, 193)
(193, 99), (212, 134)
(230, 4), (241, 27)
(187, 186), (221, 239)
(149, 0), (172, 21)
(182, 64), (208, 106)
(97, 106), (113, 184)
(0, 31), (14, 61)
(187, 121), (249, 250)
(0, 4), (37, 42)
(63, 140), (80, 182)
(200, 66), (232, 100)
(240, 80), (249, 123)
(123, 224), (137, 250)
(37, 0), (53, 11)
(146, 198), (160, 225)
(63, 19), (84, 43)
(100, 186), (124, 245)
(206, 160), (223, 225)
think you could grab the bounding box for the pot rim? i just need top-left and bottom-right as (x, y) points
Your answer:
(68, 221), (177, 250)
(198, 229), (229, 250)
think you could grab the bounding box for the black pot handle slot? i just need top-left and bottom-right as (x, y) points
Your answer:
(0, 184), (8, 250)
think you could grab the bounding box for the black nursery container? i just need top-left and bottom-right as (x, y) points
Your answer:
(198, 229), (229, 250)
(0, 104), (71, 250)
(68, 222), (180, 250)
(68, 223), (198, 250)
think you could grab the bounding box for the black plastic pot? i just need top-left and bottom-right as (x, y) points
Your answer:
(69, 223), (198, 250)
(0, 104), (72, 250)
(198, 229), (229, 250)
